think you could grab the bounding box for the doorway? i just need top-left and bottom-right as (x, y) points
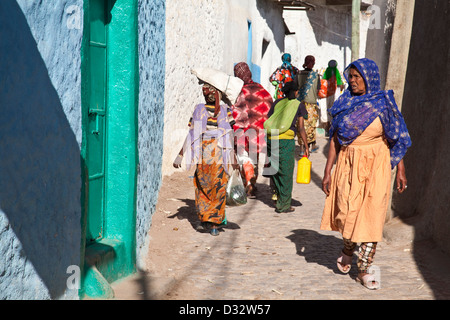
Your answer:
(81, 0), (138, 298)
(85, 0), (111, 243)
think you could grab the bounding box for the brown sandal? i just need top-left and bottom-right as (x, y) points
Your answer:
(337, 251), (352, 274)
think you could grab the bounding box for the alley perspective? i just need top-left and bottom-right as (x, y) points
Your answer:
(1, 0), (449, 301)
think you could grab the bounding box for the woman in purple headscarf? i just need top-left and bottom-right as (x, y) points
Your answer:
(320, 58), (411, 289)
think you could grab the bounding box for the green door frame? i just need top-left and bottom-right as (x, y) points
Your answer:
(80, 0), (139, 299)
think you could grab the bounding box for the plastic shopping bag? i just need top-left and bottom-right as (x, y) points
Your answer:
(318, 76), (337, 99)
(226, 169), (247, 206)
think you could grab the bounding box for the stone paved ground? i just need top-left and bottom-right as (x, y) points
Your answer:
(111, 136), (450, 300)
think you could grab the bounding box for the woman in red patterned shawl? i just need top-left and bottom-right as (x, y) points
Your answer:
(232, 62), (273, 197)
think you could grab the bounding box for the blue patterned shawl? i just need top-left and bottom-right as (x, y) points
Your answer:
(329, 58), (411, 169)
(297, 69), (318, 102)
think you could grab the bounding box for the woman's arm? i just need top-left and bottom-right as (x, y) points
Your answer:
(297, 117), (310, 158)
(322, 132), (341, 196)
(173, 134), (189, 168)
(396, 159), (407, 193)
(230, 148), (240, 171)
(173, 147), (184, 168)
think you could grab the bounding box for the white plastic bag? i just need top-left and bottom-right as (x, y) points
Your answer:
(226, 169), (247, 206)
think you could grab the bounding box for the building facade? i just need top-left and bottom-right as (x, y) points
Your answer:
(3, 0), (446, 300)
(0, 0), (165, 299)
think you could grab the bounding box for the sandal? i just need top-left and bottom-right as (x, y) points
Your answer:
(356, 273), (380, 290)
(246, 184), (256, 199)
(337, 251), (352, 274)
(275, 207), (295, 213)
(210, 226), (219, 236)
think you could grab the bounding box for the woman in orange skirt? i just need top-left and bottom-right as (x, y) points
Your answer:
(174, 83), (239, 236)
(320, 59), (411, 289)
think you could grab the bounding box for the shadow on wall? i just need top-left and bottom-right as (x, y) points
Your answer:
(255, 0), (285, 53)
(0, 1), (81, 299)
(306, 6), (351, 66)
(391, 0), (450, 299)
(364, 0), (396, 90)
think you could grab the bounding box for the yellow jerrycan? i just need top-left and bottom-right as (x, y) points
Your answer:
(296, 155), (311, 184)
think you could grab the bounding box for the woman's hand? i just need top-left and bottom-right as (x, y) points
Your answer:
(396, 159), (407, 193)
(322, 132), (340, 196)
(304, 146), (310, 159)
(173, 154), (183, 168)
(231, 153), (240, 171)
(322, 171), (332, 196)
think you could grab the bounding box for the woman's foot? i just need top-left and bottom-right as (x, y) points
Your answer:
(275, 207), (295, 213)
(210, 226), (219, 236)
(356, 272), (380, 290)
(197, 222), (220, 236)
(337, 251), (353, 274)
(246, 184), (257, 198)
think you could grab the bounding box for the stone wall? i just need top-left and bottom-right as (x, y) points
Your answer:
(390, 0), (450, 255)
(0, 0), (83, 299)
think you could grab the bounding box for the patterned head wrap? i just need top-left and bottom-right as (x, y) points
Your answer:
(281, 53), (292, 69)
(234, 62), (253, 84)
(329, 58), (411, 168)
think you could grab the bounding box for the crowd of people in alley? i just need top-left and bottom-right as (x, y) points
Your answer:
(172, 54), (411, 290)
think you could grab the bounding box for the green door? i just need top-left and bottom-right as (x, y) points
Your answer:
(86, 0), (109, 242)
(81, 0), (139, 298)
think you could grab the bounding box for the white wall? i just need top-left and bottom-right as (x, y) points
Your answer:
(162, 0), (285, 176)
(283, 2), (373, 79)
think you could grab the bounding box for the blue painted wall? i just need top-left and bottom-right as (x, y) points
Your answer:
(135, 0), (166, 267)
(0, 0), (83, 299)
(0, 0), (166, 299)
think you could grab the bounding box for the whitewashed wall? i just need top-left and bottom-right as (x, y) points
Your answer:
(283, 1), (373, 81)
(162, 0), (285, 176)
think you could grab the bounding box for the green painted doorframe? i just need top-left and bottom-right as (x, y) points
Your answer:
(80, 0), (139, 299)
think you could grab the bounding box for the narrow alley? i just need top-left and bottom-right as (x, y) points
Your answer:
(111, 135), (450, 300)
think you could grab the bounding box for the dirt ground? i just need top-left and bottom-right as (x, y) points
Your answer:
(111, 136), (450, 300)
(143, 168), (202, 299)
(109, 166), (200, 299)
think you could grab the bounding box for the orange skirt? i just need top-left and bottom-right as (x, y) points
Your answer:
(320, 117), (391, 242)
(193, 138), (228, 224)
